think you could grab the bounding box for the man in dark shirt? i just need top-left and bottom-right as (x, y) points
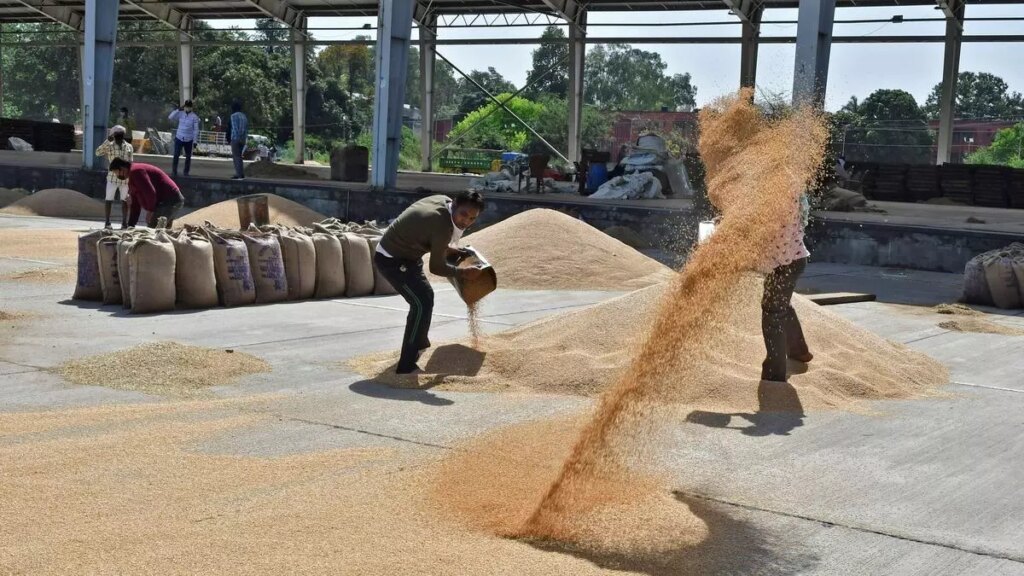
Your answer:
(109, 159), (185, 228)
(376, 191), (485, 374)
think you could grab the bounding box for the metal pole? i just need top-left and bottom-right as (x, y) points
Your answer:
(567, 11), (586, 163)
(177, 30), (192, 105)
(792, 0), (836, 108)
(419, 18), (437, 172)
(435, 50), (568, 163)
(369, 0), (413, 189)
(291, 22), (307, 165)
(739, 6), (764, 89)
(82, 0), (118, 170)
(430, 51), (569, 160)
(936, 3), (964, 165)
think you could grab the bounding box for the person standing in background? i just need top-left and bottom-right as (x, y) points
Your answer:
(95, 125), (134, 229)
(169, 100), (200, 177)
(229, 100), (249, 180)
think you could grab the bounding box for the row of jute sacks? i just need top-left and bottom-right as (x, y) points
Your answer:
(72, 218), (398, 314)
(963, 242), (1024, 310)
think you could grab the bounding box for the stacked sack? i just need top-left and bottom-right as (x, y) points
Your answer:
(71, 216), (397, 314)
(962, 242), (1024, 309)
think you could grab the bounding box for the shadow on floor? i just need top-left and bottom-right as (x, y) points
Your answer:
(423, 344), (486, 376)
(348, 379), (454, 407)
(685, 380), (805, 437)
(525, 492), (818, 575)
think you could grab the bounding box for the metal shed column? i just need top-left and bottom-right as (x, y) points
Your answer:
(419, 17), (437, 172)
(177, 30), (192, 105)
(740, 5), (763, 89)
(792, 0), (835, 108)
(370, 0), (413, 189)
(291, 19), (307, 164)
(936, 3), (965, 165)
(567, 12), (586, 163)
(82, 0), (118, 169)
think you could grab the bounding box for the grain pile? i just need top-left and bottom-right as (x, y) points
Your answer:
(175, 194), (327, 229)
(55, 342), (271, 397)
(351, 275), (946, 411)
(0, 188), (105, 218)
(602, 225), (652, 249)
(439, 209), (674, 290)
(934, 303), (983, 316)
(0, 228), (80, 263)
(0, 187), (28, 208)
(939, 318), (1024, 336)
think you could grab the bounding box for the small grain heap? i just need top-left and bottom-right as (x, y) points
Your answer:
(55, 341), (270, 397)
(175, 194), (327, 228)
(437, 209), (674, 291)
(0, 188), (105, 218)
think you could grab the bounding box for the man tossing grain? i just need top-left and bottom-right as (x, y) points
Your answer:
(375, 191), (485, 374)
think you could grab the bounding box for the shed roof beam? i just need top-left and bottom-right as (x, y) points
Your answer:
(121, 0), (193, 36)
(722, 0), (757, 27)
(937, 0), (966, 31)
(243, 0), (307, 35)
(12, 0), (82, 31)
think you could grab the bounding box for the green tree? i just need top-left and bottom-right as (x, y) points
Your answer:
(524, 26), (568, 100)
(966, 122), (1024, 168)
(924, 71), (1024, 120)
(0, 23), (81, 122)
(448, 93), (545, 151)
(841, 89), (934, 164)
(456, 67), (516, 117)
(584, 44), (696, 111)
(526, 95), (611, 158)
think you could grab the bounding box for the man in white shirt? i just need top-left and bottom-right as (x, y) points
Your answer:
(95, 125), (134, 229)
(168, 100), (200, 177)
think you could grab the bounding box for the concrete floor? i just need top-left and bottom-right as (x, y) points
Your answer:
(2, 215), (1023, 574)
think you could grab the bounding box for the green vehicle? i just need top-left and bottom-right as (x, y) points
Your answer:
(437, 148), (502, 174)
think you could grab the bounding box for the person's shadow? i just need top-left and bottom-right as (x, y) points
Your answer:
(686, 380), (805, 436)
(348, 344), (486, 407)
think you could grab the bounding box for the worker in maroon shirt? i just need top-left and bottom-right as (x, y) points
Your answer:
(109, 159), (185, 228)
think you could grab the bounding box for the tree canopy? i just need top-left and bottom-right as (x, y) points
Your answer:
(923, 71), (1024, 121)
(584, 44), (696, 112)
(966, 122), (1024, 168)
(836, 89), (935, 164)
(523, 26), (569, 100)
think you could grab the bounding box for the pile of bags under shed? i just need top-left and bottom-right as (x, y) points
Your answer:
(962, 242), (1024, 309)
(72, 218), (397, 314)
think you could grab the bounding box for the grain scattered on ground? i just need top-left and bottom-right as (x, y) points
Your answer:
(0, 400), (724, 575)
(3, 266), (77, 283)
(0, 309), (30, 323)
(0, 188), (105, 218)
(433, 208), (674, 290)
(934, 303), (984, 316)
(939, 318), (1024, 336)
(175, 193), (327, 229)
(55, 342), (271, 397)
(0, 228), (81, 263)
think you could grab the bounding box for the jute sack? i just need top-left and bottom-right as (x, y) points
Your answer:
(205, 227), (256, 307)
(73, 229), (107, 300)
(97, 235), (122, 305)
(117, 236), (137, 309)
(982, 251), (1022, 309)
(273, 227), (317, 300)
(312, 232), (346, 298)
(170, 230), (219, 309)
(341, 232), (374, 297)
(962, 251), (995, 306)
(241, 227), (289, 304)
(362, 235), (397, 295)
(128, 229), (176, 314)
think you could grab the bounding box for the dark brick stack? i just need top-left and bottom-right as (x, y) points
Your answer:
(0, 118), (76, 153)
(846, 161), (1024, 207)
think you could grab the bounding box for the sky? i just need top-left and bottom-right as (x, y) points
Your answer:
(211, 3), (1024, 113)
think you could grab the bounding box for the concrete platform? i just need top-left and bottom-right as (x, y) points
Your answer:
(2, 220), (1023, 574)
